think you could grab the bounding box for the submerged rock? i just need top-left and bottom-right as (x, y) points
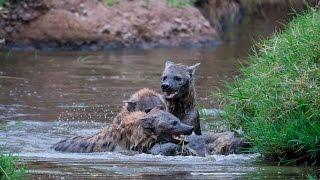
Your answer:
(1, 0), (218, 50)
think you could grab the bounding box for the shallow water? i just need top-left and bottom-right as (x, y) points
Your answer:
(1, 120), (318, 179)
(0, 14), (319, 179)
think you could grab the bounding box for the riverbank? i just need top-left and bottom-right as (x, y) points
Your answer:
(1, 0), (217, 50)
(220, 8), (320, 165)
(1, 0), (317, 50)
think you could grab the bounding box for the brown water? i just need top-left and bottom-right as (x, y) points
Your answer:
(0, 48), (243, 122)
(0, 15), (319, 179)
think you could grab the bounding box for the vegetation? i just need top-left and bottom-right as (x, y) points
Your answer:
(103, 0), (195, 8)
(0, 152), (26, 180)
(0, 0), (5, 7)
(103, 0), (119, 6)
(166, 0), (195, 8)
(0, 122), (27, 180)
(220, 9), (320, 165)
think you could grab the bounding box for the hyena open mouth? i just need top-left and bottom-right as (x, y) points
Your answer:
(163, 90), (178, 99)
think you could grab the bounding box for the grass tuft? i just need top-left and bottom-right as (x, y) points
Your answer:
(166, 0), (195, 8)
(0, 152), (26, 179)
(103, 0), (119, 6)
(219, 8), (320, 165)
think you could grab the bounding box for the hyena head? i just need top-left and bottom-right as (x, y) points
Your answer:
(124, 88), (167, 113)
(141, 108), (194, 144)
(161, 60), (200, 100)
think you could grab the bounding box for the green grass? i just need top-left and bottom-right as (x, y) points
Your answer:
(102, 0), (195, 8)
(103, 0), (119, 6)
(220, 8), (320, 165)
(166, 0), (195, 8)
(0, 152), (26, 179)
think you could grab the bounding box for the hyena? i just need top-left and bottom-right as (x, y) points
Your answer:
(52, 108), (194, 153)
(150, 132), (249, 156)
(161, 60), (201, 135)
(186, 132), (249, 156)
(113, 88), (167, 124)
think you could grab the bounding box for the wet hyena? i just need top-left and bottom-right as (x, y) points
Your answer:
(52, 108), (194, 153)
(150, 131), (249, 156)
(161, 60), (201, 135)
(113, 88), (167, 124)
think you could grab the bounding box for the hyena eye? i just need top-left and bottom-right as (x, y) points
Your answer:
(171, 120), (178, 126)
(174, 76), (182, 81)
(162, 76), (167, 81)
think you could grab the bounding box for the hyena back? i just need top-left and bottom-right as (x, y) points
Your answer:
(52, 109), (194, 153)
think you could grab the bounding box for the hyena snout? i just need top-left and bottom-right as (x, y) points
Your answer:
(161, 83), (173, 91)
(182, 124), (194, 135)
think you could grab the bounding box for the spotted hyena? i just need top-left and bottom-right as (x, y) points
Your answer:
(113, 88), (167, 125)
(52, 108), (194, 153)
(161, 60), (201, 135)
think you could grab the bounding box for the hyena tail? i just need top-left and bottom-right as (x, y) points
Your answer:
(52, 136), (95, 153)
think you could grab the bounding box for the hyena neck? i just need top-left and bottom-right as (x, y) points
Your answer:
(87, 124), (141, 152)
(168, 83), (196, 118)
(111, 121), (157, 152)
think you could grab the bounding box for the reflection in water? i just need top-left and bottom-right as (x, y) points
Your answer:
(1, 13), (319, 179)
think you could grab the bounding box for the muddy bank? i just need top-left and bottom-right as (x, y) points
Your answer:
(1, 0), (317, 50)
(1, 0), (218, 50)
(196, 0), (319, 31)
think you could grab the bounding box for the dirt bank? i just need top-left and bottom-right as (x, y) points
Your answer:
(1, 0), (218, 50)
(196, 0), (319, 32)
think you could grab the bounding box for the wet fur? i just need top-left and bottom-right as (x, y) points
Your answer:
(113, 88), (167, 125)
(52, 108), (194, 153)
(52, 111), (157, 153)
(150, 132), (249, 156)
(162, 61), (201, 135)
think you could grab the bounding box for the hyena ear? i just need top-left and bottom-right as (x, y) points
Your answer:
(124, 100), (137, 112)
(165, 60), (174, 69)
(188, 63), (201, 77)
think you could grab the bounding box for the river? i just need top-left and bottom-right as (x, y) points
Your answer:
(0, 12), (319, 179)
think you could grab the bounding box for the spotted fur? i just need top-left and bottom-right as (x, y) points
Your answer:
(52, 109), (194, 153)
(161, 61), (201, 135)
(113, 88), (167, 124)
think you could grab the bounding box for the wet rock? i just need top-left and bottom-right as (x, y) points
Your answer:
(2, 0), (218, 50)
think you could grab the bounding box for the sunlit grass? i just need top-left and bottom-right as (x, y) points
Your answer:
(220, 9), (320, 165)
